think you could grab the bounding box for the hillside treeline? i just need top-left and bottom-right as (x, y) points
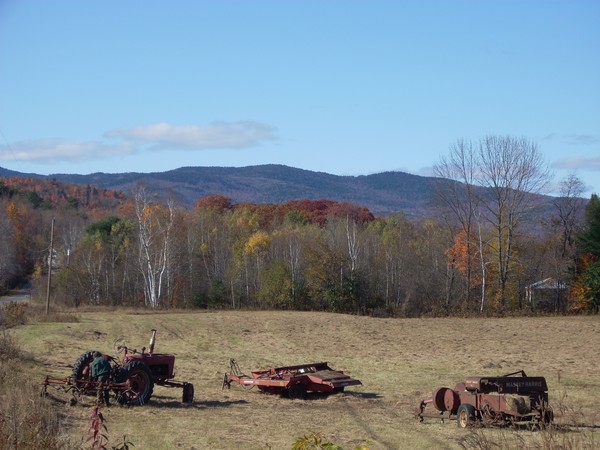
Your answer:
(1, 174), (598, 315)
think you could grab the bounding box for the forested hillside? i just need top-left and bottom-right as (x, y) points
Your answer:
(1, 164), (446, 216)
(0, 176), (126, 210)
(1, 170), (598, 315)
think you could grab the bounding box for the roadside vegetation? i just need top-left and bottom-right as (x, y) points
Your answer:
(0, 321), (72, 448)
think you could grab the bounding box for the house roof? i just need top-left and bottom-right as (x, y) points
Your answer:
(526, 277), (566, 290)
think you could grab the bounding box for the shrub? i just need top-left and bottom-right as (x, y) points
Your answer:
(0, 302), (28, 328)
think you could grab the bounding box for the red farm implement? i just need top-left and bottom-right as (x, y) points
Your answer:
(222, 359), (362, 399)
(41, 329), (194, 406)
(417, 370), (553, 428)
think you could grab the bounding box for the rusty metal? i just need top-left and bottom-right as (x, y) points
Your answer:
(223, 359), (362, 399)
(41, 329), (194, 406)
(417, 370), (553, 428)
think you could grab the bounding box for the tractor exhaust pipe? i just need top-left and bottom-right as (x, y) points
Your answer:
(149, 329), (157, 354)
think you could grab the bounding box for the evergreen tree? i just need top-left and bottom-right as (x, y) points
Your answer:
(571, 194), (600, 311)
(578, 194), (600, 257)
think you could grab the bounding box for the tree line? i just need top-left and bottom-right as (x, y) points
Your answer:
(1, 135), (598, 315)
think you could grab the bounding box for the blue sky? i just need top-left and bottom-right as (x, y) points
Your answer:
(1, 0), (599, 196)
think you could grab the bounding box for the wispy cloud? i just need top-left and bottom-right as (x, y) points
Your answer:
(542, 134), (599, 145)
(566, 135), (599, 145)
(0, 138), (135, 163)
(106, 121), (276, 150)
(552, 156), (600, 171)
(0, 121), (276, 163)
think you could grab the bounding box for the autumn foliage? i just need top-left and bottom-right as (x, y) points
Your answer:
(0, 177), (126, 211)
(195, 196), (375, 228)
(446, 228), (481, 288)
(1, 175), (597, 316)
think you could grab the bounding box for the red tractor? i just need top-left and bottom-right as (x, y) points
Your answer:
(417, 370), (553, 428)
(43, 329), (194, 406)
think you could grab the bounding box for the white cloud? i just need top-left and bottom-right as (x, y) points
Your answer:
(552, 156), (600, 171)
(0, 120), (276, 164)
(0, 138), (136, 163)
(106, 121), (276, 150)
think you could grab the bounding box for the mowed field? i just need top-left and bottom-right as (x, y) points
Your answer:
(12, 310), (600, 449)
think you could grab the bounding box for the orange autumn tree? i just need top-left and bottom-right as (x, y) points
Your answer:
(446, 227), (495, 312)
(447, 229), (479, 286)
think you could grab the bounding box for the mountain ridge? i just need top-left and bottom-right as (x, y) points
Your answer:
(0, 164), (549, 218)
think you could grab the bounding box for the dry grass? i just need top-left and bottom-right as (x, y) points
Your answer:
(8, 310), (600, 449)
(0, 333), (76, 449)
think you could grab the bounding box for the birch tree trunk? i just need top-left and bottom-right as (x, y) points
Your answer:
(134, 187), (174, 308)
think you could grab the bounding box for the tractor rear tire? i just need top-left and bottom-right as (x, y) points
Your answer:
(72, 350), (100, 390)
(182, 383), (194, 403)
(457, 404), (476, 428)
(116, 361), (154, 406)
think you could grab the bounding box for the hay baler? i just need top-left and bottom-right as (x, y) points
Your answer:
(417, 370), (553, 428)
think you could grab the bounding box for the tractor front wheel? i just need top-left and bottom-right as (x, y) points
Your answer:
(182, 383), (195, 403)
(457, 404), (476, 428)
(116, 361), (154, 406)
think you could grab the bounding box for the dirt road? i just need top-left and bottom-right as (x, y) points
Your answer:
(0, 289), (30, 304)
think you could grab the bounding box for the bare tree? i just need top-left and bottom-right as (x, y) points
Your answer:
(345, 216), (360, 275)
(271, 226), (305, 303)
(434, 139), (480, 309)
(436, 135), (551, 310)
(554, 173), (586, 258)
(476, 135), (551, 308)
(134, 186), (175, 308)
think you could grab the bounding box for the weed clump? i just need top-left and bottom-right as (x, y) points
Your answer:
(0, 302), (28, 328)
(0, 333), (22, 364)
(0, 302), (79, 329)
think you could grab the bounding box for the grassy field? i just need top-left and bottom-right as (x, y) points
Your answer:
(7, 309), (600, 449)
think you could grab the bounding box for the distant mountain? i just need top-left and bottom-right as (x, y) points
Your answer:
(0, 166), (33, 178)
(0, 164), (556, 218)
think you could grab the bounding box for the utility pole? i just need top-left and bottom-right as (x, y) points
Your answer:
(45, 217), (55, 315)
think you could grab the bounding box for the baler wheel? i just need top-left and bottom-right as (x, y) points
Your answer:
(541, 407), (554, 427)
(116, 361), (154, 406)
(457, 404), (476, 428)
